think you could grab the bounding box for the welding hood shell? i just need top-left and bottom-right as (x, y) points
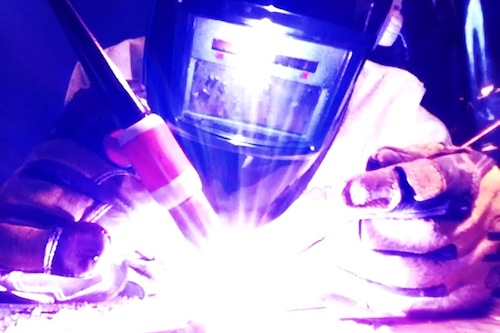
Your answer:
(144, 0), (395, 226)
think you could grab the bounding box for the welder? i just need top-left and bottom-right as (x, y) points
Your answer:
(0, 0), (499, 317)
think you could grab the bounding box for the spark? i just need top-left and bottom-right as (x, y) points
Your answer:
(480, 84), (494, 97)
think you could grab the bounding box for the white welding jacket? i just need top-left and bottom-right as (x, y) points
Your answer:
(46, 36), (453, 311)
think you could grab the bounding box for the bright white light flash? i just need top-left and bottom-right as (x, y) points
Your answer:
(262, 5), (291, 15)
(162, 223), (334, 333)
(480, 84), (494, 97)
(228, 134), (247, 146)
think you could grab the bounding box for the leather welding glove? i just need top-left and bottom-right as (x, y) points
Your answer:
(0, 85), (183, 303)
(327, 143), (500, 315)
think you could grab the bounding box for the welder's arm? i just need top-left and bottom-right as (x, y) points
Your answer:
(337, 143), (500, 314)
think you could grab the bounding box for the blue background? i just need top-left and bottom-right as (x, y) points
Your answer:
(0, 0), (154, 184)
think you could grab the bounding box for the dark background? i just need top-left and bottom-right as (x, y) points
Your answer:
(0, 0), (154, 184)
(0, 0), (496, 185)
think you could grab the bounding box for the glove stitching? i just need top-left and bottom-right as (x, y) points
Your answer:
(83, 203), (113, 224)
(43, 227), (63, 274)
(92, 170), (140, 213)
(94, 169), (137, 186)
(22, 159), (139, 217)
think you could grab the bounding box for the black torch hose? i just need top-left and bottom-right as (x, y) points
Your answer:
(45, 0), (148, 129)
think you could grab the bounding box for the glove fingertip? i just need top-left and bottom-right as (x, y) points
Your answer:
(51, 222), (111, 277)
(342, 170), (402, 212)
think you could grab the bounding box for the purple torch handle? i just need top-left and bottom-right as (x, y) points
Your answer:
(46, 0), (219, 243)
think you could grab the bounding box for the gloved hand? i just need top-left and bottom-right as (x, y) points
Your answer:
(0, 85), (181, 303)
(333, 143), (500, 315)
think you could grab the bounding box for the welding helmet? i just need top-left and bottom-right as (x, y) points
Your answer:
(144, 0), (398, 226)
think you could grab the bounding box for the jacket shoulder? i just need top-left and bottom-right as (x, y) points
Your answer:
(353, 60), (451, 146)
(65, 37), (146, 103)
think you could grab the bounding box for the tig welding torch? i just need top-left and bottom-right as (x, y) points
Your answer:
(46, 0), (219, 244)
(458, 119), (499, 166)
(461, 120), (499, 152)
